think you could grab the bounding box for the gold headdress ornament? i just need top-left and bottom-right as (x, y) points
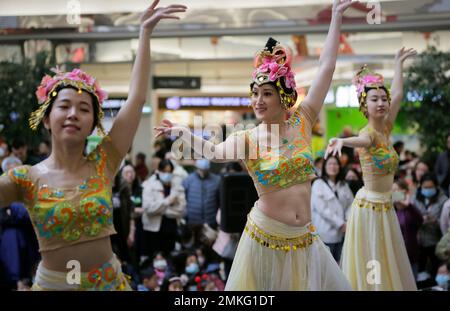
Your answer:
(30, 67), (108, 135)
(251, 37), (297, 110)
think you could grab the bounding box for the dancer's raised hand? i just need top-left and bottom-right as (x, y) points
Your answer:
(325, 137), (343, 159)
(154, 119), (188, 139)
(140, 0), (187, 32)
(388, 47), (417, 125)
(395, 47), (417, 65)
(332, 0), (355, 15)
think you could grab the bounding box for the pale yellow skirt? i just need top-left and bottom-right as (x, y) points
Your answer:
(341, 187), (417, 291)
(32, 254), (132, 291)
(225, 205), (352, 291)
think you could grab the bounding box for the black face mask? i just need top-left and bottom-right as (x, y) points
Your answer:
(347, 180), (363, 195)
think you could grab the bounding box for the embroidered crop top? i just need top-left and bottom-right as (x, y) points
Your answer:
(0, 136), (122, 252)
(237, 104), (316, 196)
(357, 123), (399, 182)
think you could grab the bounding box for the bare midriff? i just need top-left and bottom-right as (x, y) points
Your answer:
(257, 182), (312, 227)
(41, 237), (113, 272)
(362, 173), (394, 193)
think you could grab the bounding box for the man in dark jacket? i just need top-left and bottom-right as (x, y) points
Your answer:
(182, 159), (220, 247)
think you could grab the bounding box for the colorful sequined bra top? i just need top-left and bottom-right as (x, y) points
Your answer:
(238, 104), (316, 196)
(357, 124), (399, 181)
(5, 137), (121, 252)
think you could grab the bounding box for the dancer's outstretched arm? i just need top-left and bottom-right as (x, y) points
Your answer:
(109, 1), (187, 157)
(302, 0), (353, 119)
(387, 47), (417, 126)
(324, 133), (371, 159)
(154, 120), (246, 163)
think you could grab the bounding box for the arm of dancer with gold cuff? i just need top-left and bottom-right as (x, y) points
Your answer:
(301, 0), (353, 120)
(108, 0), (187, 158)
(387, 47), (417, 127)
(154, 120), (247, 163)
(324, 132), (372, 159)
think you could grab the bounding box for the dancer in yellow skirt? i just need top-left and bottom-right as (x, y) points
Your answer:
(0, 1), (187, 290)
(155, 0), (354, 291)
(325, 47), (417, 290)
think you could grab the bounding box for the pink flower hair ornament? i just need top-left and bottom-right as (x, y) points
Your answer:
(251, 37), (298, 110)
(352, 64), (391, 117)
(30, 67), (107, 135)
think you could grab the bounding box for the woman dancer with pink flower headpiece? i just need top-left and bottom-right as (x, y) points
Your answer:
(325, 48), (417, 290)
(155, 0), (354, 291)
(0, 0), (186, 291)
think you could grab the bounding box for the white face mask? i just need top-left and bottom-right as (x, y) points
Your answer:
(392, 190), (406, 203)
(153, 259), (167, 270)
(159, 172), (173, 184)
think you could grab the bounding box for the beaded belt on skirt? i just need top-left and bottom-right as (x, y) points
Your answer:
(244, 215), (318, 252)
(354, 188), (393, 212)
(33, 255), (131, 291)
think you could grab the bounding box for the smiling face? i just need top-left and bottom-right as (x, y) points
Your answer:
(250, 83), (284, 122)
(43, 88), (95, 145)
(325, 156), (340, 180)
(365, 88), (390, 119)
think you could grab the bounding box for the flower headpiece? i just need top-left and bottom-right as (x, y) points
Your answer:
(251, 37), (297, 110)
(352, 64), (390, 116)
(29, 67), (108, 135)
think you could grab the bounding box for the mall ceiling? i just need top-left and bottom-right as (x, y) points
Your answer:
(1, 0), (450, 41)
(1, 0), (450, 80)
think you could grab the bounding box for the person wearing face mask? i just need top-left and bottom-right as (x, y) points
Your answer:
(393, 179), (423, 280)
(344, 168), (364, 196)
(152, 252), (171, 286)
(434, 263), (450, 290)
(412, 173), (448, 283)
(182, 253), (201, 291)
(410, 160), (430, 194)
(185, 261), (199, 276)
(182, 159), (221, 247)
(142, 159), (186, 259)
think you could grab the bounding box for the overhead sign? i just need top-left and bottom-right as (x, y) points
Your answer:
(153, 76), (201, 89)
(161, 96), (251, 110)
(102, 99), (126, 109)
(102, 99), (151, 114)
